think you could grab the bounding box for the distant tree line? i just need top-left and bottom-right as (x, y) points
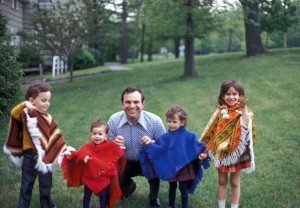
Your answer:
(17, 0), (299, 79)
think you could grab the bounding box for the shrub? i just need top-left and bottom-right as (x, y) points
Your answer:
(0, 12), (22, 121)
(17, 44), (42, 68)
(73, 49), (96, 70)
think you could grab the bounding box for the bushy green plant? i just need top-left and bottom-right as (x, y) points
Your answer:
(0, 12), (22, 121)
(73, 49), (96, 70)
(17, 44), (42, 68)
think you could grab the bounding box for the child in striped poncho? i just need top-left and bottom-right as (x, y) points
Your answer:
(4, 82), (70, 208)
(200, 79), (256, 208)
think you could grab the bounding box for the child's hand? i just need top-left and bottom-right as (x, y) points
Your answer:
(198, 152), (207, 160)
(238, 96), (248, 109)
(141, 136), (155, 145)
(115, 135), (125, 147)
(84, 155), (91, 163)
(24, 101), (36, 110)
(64, 151), (71, 158)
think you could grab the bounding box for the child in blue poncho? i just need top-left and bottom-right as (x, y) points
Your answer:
(140, 105), (210, 208)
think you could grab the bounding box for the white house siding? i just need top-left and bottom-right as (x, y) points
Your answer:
(1, 0), (24, 31)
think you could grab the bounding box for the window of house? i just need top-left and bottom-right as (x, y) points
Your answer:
(10, 28), (20, 46)
(38, 0), (52, 3)
(12, 0), (18, 9)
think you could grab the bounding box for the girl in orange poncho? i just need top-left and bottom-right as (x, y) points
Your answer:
(61, 119), (126, 208)
(200, 79), (256, 208)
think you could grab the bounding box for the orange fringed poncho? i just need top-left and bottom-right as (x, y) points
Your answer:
(61, 141), (126, 208)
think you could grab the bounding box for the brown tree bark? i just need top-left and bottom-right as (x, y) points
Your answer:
(174, 38), (180, 58)
(148, 33), (153, 62)
(240, 0), (265, 56)
(120, 0), (128, 64)
(184, 0), (197, 77)
(140, 23), (145, 62)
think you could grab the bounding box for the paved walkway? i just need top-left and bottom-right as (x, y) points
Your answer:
(22, 62), (132, 85)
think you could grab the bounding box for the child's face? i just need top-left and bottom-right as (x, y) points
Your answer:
(90, 126), (108, 145)
(167, 114), (184, 132)
(29, 91), (51, 114)
(223, 87), (240, 106)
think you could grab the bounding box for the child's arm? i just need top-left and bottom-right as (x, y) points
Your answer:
(11, 101), (36, 121)
(239, 96), (249, 127)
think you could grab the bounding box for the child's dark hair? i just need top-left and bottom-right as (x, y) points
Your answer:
(25, 82), (51, 100)
(90, 119), (109, 134)
(121, 86), (145, 103)
(166, 105), (188, 126)
(218, 79), (245, 105)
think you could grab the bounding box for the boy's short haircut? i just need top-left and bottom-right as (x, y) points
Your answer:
(166, 105), (188, 126)
(90, 119), (109, 134)
(25, 82), (51, 100)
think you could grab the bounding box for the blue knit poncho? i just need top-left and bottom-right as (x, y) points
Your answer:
(140, 126), (210, 194)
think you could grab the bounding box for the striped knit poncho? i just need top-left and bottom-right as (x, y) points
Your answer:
(200, 105), (256, 173)
(4, 106), (67, 173)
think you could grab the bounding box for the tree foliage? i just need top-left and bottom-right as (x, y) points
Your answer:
(30, 0), (88, 81)
(0, 12), (22, 120)
(260, 0), (298, 33)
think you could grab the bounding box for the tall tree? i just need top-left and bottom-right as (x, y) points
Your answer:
(83, 0), (111, 65)
(30, 0), (87, 82)
(144, 0), (214, 76)
(140, 23), (146, 62)
(260, 0), (298, 48)
(120, 0), (128, 64)
(184, 0), (196, 76)
(239, 0), (265, 56)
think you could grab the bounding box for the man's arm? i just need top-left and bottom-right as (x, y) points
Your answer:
(107, 115), (125, 147)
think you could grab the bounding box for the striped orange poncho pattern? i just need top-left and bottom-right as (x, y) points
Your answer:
(200, 105), (255, 173)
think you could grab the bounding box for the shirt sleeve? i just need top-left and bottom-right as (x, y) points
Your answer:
(107, 116), (117, 141)
(11, 102), (26, 121)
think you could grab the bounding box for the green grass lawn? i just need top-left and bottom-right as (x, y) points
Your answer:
(1, 49), (300, 207)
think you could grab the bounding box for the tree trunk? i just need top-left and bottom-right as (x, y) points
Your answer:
(184, 0), (197, 77)
(174, 38), (180, 58)
(67, 56), (74, 82)
(265, 32), (269, 49)
(140, 23), (145, 62)
(148, 33), (153, 61)
(283, 32), (288, 48)
(228, 28), (233, 52)
(120, 0), (128, 64)
(132, 5), (140, 63)
(240, 0), (265, 56)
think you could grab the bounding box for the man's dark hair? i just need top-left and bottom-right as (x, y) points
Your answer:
(121, 86), (145, 103)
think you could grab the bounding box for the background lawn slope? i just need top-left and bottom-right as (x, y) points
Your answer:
(1, 49), (299, 207)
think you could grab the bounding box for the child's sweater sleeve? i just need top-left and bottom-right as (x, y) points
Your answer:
(11, 102), (26, 121)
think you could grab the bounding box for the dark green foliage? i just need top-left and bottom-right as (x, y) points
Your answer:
(73, 49), (96, 70)
(0, 12), (22, 121)
(17, 44), (43, 68)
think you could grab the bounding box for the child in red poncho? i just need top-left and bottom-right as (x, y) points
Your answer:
(61, 119), (126, 208)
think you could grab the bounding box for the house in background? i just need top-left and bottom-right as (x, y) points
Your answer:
(0, 0), (56, 46)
